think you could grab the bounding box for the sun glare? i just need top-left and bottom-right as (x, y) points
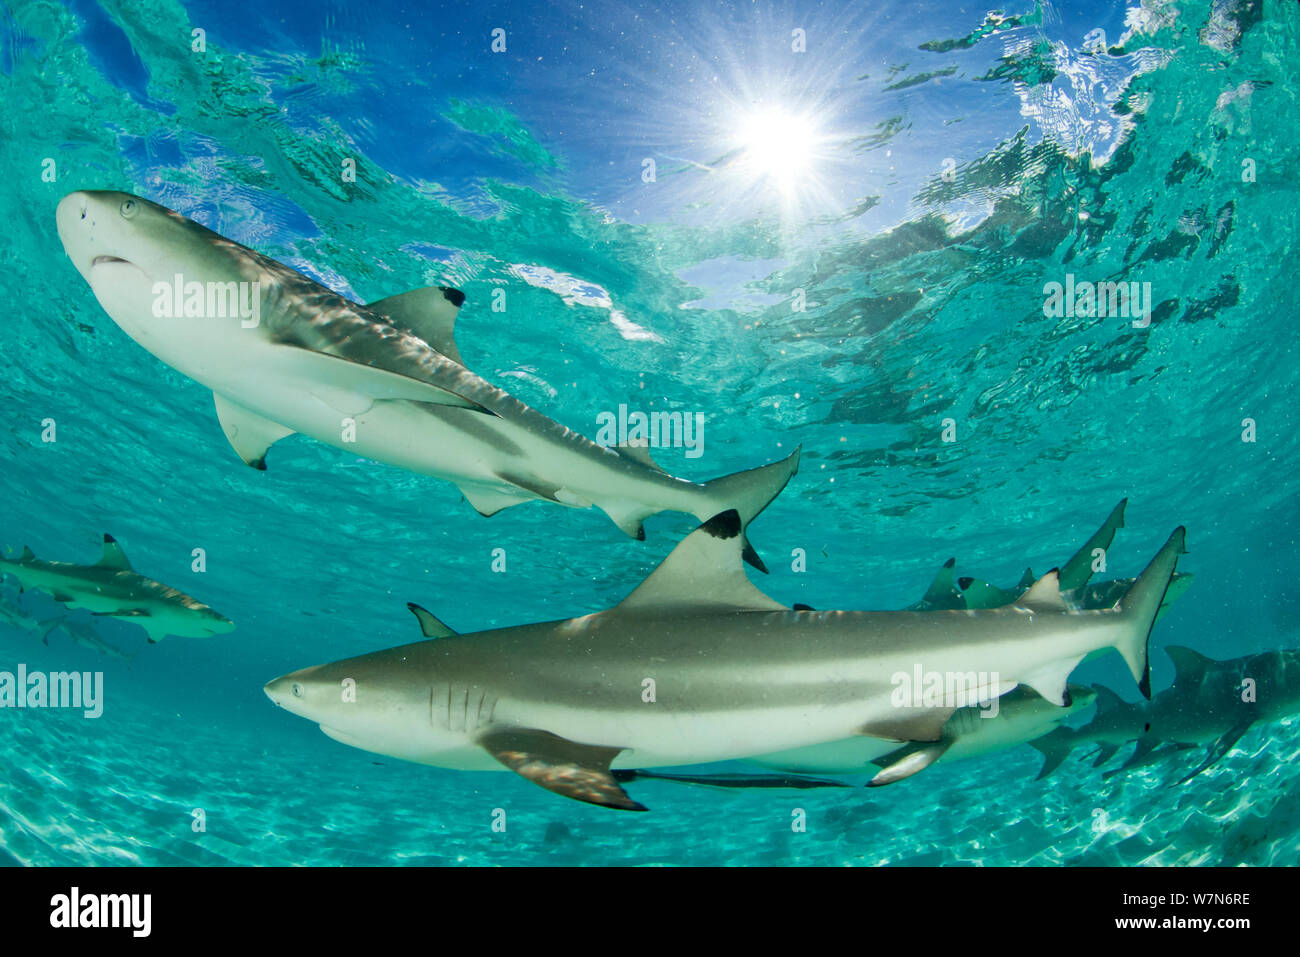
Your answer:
(734, 106), (821, 192)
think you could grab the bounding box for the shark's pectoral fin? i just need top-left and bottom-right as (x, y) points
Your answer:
(214, 394), (296, 470)
(867, 740), (952, 787)
(858, 707), (957, 744)
(367, 287), (466, 366)
(479, 727), (647, 811)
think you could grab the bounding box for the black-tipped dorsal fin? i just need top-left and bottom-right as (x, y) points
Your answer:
(1014, 569), (1066, 612)
(1060, 499), (1127, 592)
(615, 440), (666, 474)
(97, 534), (132, 571)
(921, 557), (957, 604)
(1017, 566), (1036, 590)
(615, 510), (786, 615)
(1164, 644), (1215, 686)
(407, 602), (457, 638)
(368, 287), (466, 366)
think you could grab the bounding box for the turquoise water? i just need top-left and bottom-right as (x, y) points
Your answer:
(2, 0), (1298, 865)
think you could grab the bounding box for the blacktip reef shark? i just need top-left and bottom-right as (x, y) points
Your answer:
(265, 510), (1185, 811)
(0, 594), (62, 645)
(0, 535), (233, 644)
(56, 191), (799, 569)
(45, 616), (135, 661)
(912, 499), (1192, 619)
(1032, 646), (1300, 784)
(749, 684), (1098, 786)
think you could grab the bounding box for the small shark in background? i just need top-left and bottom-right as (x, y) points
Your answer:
(749, 685), (1099, 786)
(0, 535), (234, 644)
(1031, 646), (1300, 784)
(0, 591), (62, 645)
(912, 499), (1193, 619)
(56, 191), (799, 570)
(265, 509), (1184, 811)
(44, 616), (134, 661)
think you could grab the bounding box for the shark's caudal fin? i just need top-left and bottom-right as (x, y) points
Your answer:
(1059, 499), (1127, 593)
(696, 447), (801, 572)
(1114, 527), (1187, 699)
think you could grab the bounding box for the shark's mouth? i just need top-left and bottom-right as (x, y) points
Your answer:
(91, 255), (130, 267)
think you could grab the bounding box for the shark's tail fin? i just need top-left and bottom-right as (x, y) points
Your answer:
(698, 447), (801, 572)
(1113, 527), (1187, 699)
(1029, 726), (1078, 780)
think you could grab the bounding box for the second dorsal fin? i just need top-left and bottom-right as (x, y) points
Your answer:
(1014, 569), (1066, 612)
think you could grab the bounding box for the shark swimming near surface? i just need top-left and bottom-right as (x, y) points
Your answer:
(265, 510), (1185, 811)
(1031, 645), (1300, 784)
(0, 535), (234, 644)
(56, 191), (799, 569)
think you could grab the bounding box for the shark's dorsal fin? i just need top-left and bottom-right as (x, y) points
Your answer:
(1014, 569), (1066, 613)
(20, 546), (35, 561)
(957, 577), (1011, 610)
(368, 287), (466, 366)
(1017, 567), (1036, 590)
(1165, 645), (1215, 685)
(921, 558), (957, 604)
(1059, 499), (1127, 592)
(615, 440), (666, 474)
(406, 602), (457, 638)
(213, 393), (296, 470)
(97, 534), (132, 570)
(614, 510), (786, 615)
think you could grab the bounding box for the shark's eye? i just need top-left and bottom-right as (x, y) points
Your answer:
(120, 199), (138, 220)
(292, 683), (305, 698)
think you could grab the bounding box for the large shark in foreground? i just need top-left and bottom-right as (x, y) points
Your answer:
(0, 535), (233, 643)
(265, 510), (1185, 810)
(56, 191), (798, 568)
(1032, 646), (1300, 784)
